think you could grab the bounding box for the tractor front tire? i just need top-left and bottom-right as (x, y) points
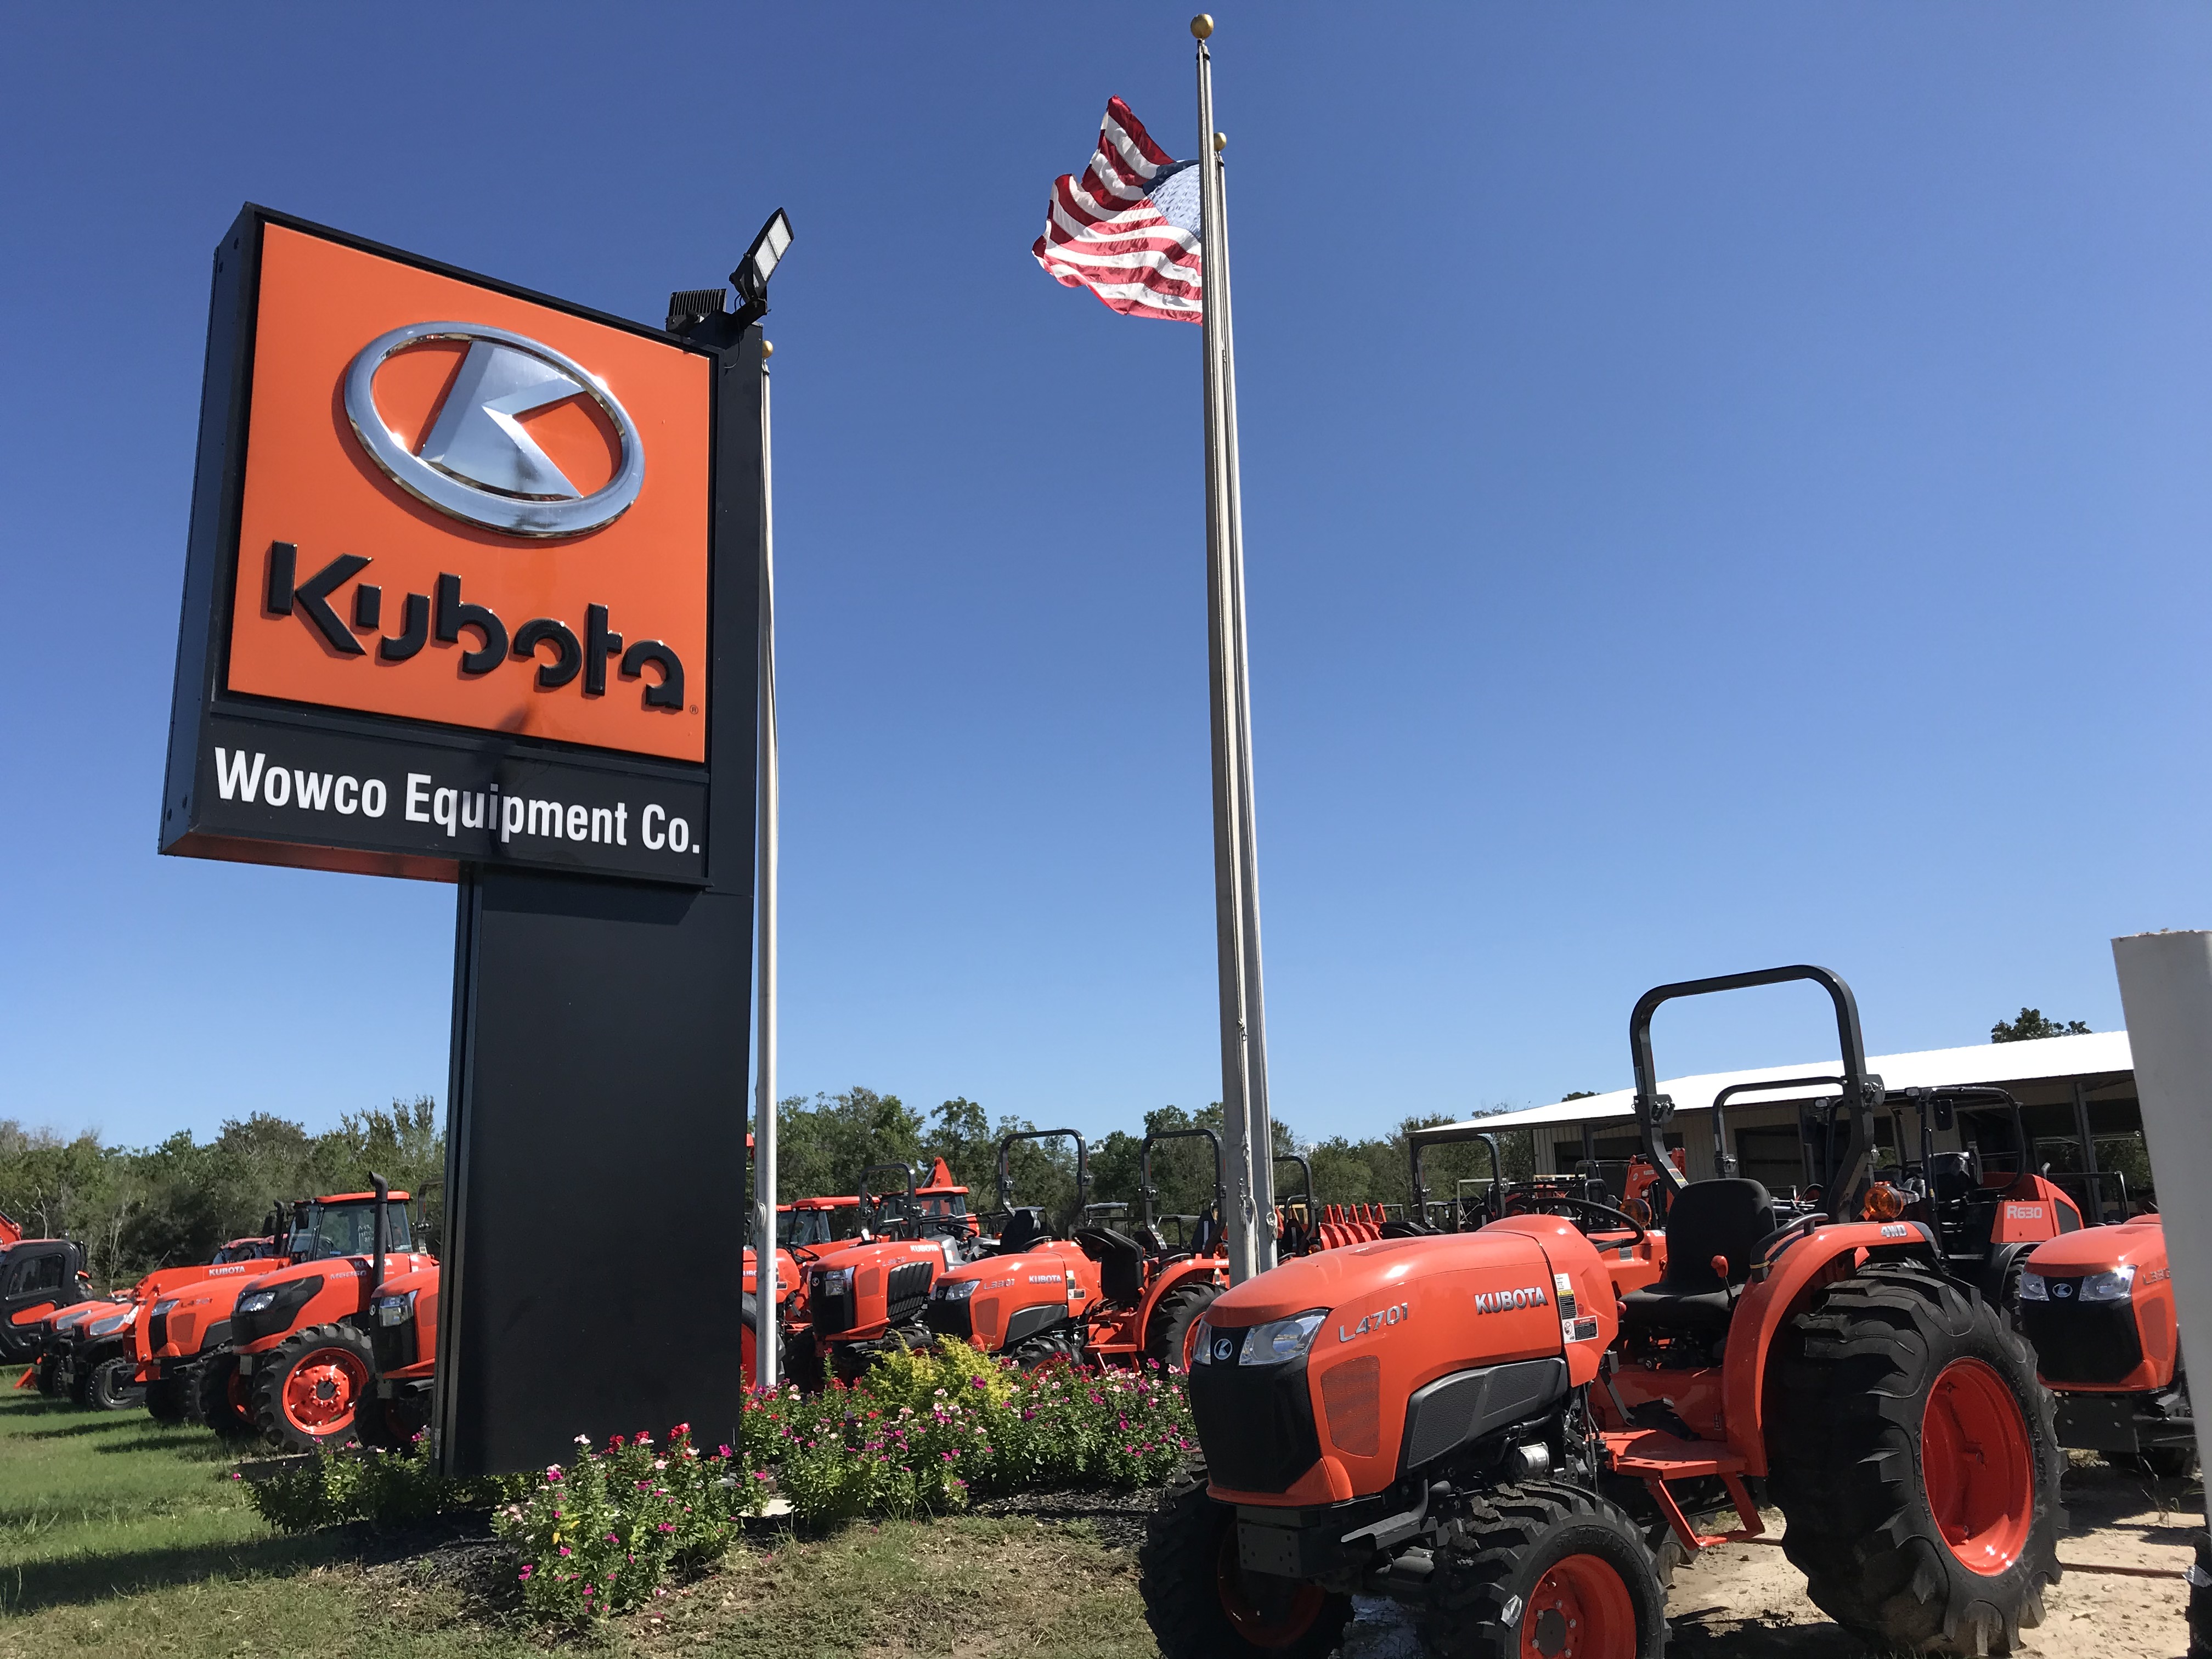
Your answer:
(87, 1356), (144, 1411)
(191, 1353), (261, 1442)
(1146, 1281), (1221, 1373)
(1768, 1262), (2062, 1655)
(33, 1354), (62, 1397)
(1419, 1482), (1668, 1659)
(1007, 1332), (1083, 1370)
(143, 1373), (188, 1426)
(1139, 1460), (1352, 1659)
(251, 1325), (378, 1453)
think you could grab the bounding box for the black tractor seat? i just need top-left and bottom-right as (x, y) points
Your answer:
(1620, 1178), (1774, 1334)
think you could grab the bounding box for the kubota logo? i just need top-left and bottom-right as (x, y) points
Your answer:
(343, 323), (644, 537)
(1472, 1285), (1549, 1315)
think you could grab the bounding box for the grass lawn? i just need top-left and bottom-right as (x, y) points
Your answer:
(0, 1386), (1159, 1658)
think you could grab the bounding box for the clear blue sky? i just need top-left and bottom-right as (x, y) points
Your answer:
(2, 4), (2205, 1152)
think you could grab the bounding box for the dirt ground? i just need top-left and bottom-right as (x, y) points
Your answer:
(1339, 1458), (2199, 1658)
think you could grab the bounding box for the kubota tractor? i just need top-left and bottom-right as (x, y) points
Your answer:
(1888, 1086), (2084, 1313)
(0, 1212), (91, 1385)
(218, 1178), (435, 1451)
(2019, 1214), (2193, 1477)
(1142, 965), (2062, 1659)
(790, 1159), (983, 1386)
(43, 1235), (283, 1411)
(926, 1128), (1228, 1370)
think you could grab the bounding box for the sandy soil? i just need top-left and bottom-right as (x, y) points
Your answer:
(1341, 1458), (2199, 1658)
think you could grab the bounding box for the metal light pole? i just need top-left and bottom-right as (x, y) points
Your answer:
(751, 345), (780, 1388)
(674, 210), (794, 1392)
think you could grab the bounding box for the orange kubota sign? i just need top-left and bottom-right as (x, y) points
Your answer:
(161, 207), (728, 883)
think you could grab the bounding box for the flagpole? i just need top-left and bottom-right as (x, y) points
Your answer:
(1193, 14), (1272, 1284)
(1212, 98), (1278, 1272)
(752, 342), (780, 1388)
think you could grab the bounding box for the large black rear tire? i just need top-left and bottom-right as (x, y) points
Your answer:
(1419, 1482), (1668, 1659)
(1145, 1280), (1221, 1373)
(1139, 1460), (1352, 1659)
(1768, 1263), (2062, 1655)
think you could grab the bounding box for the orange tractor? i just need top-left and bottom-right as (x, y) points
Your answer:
(786, 1159), (983, 1386)
(1142, 964), (2061, 1659)
(2021, 1214), (2193, 1477)
(1, 1213), (91, 1384)
(1892, 1086), (2084, 1312)
(925, 1128), (1226, 1370)
(171, 1180), (432, 1451)
(43, 1237), (279, 1410)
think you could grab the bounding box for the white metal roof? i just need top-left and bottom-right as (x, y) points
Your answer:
(1444, 1030), (2135, 1135)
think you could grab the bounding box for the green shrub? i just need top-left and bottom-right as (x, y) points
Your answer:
(243, 1433), (512, 1534)
(494, 1424), (769, 1626)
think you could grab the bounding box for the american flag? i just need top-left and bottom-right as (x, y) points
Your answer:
(1032, 97), (1202, 323)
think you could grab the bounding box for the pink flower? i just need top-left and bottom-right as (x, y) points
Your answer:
(558, 1546), (571, 1558)
(518, 1565), (534, 1581)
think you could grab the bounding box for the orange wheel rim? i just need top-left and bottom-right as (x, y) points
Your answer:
(1215, 1529), (1323, 1648)
(1178, 1316), (1204, 1373)
(1921, 1356), (2034, 1575)
(282, 1347), (367, 1435)
(1520, 1553), (1636, 1658)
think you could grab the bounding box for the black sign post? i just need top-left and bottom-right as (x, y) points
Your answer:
(162, 206), (763, 1475)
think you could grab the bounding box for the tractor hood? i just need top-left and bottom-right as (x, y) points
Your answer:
(1204, 1231), (1554, 1325)
(2027, 1215), (2165, 1276)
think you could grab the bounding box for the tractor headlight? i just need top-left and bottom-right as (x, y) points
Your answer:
(1238, 1311), (1327, 1367)
(87, 1312), (134, 1336)
(151, 1299), (179, 1318)
(375, 1291), (416, 1327)
(236, 1290), (278, 1315)
(818, 1267), (853, 1294)
(935, 1278), (979, 1301)
(2079, 1266), (2136, 1302)
(2018, 1272), (2048, 1302)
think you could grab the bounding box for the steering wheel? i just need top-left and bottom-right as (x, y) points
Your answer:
(1500, 1189), (1649, 1245)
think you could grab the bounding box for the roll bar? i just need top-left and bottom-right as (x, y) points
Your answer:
(856, 1162), (917, 1233)
(1899, 1086), (2031, 1186)
(369, 1172), (388, 1305)
(995, 1129), (1090, 1232)
(1138, 1128), (1224, 1231)
(1406, 1124), (1503, 1231)
(1708, 1075), (1844, 1179)
(1272, 1153), (1314, 1224)
(1630, 965), (1881, 1223)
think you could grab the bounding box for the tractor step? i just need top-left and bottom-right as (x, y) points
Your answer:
(1602, 1427), (1765, 1553)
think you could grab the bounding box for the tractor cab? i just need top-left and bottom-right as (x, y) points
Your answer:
(1890, 1085), (2083, 1308)
(284, 1191), (415, 1261)
(212, 1236), (280, 1265)
(776, 1196), (860, 1251)
(0, 1218), (90, 1369)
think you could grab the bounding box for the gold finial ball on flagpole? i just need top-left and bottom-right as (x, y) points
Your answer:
(1214, 132), (1227, 152)
(1191, 14), (1214, 38)
(762, 340), (775, 358)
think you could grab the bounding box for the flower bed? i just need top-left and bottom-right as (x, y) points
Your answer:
(247, 1341), (1197, 1629)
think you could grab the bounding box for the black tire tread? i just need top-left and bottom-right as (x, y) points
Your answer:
(250, 1323), (378, 1453)
(1767, 1263), (2062, 1655)
(1419, 1481), (1667, 1659)
(1139, 1459), (1352, 1659)
(1146, 1280), (1221, 1372)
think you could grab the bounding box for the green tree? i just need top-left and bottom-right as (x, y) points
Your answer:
(1991, 1008), (2091, 1042)
(772, 1087), (925, 1203)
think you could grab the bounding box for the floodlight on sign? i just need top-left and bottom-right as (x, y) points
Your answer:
(733, 209), (794, 307)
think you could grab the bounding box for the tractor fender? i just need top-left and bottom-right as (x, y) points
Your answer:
(1720, 1219), (1943, 1474)
(1133, 1254), (1224, 1335)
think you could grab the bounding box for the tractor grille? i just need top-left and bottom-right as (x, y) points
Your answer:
(147, 1310), (168, 1352)
(811, 1269), (857, 1336)
(885, 1262), (935, 1325)
(2022, 1289), (2144, 1387)
(924, 1297), (972, 1341)
(1188, 1348), (1321, 1494)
